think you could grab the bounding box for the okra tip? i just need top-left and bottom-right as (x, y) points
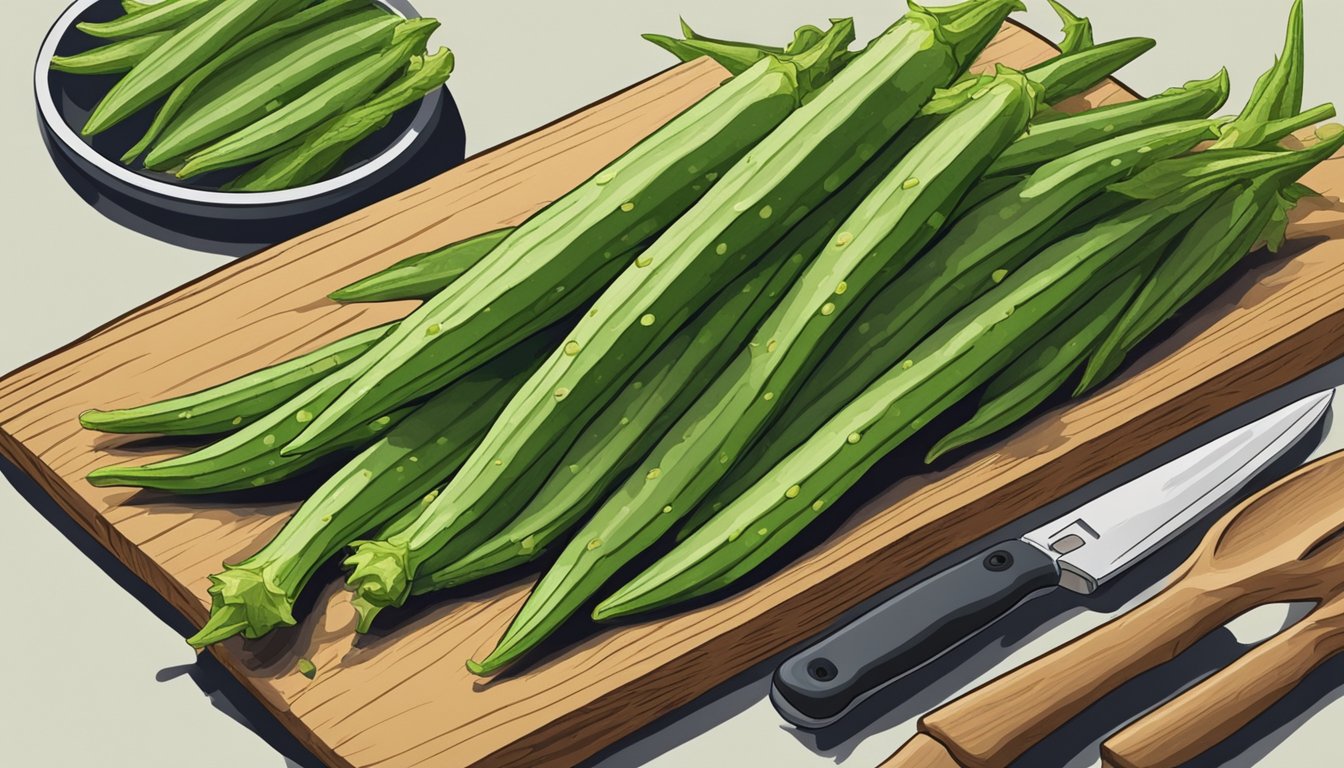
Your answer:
(187, 567), (296, 648)
(349, 594), (384, 634)
(342, 540), (413, 629)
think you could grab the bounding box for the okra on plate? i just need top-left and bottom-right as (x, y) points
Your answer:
(228, 47), (456, 191)
(83, 0), (307, 136)
(78, 0), (215, 40)
(176, 18), (439, 178)
(51, 32), (174, 75)
(143, 7), (402, 169)
(462, 65), (1039, 676)
(121, 0), (370, 164)
(339, 0), (1023, 644)
(187, 332), (554, 647)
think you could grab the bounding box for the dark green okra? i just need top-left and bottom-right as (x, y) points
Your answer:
(925, 266), (1149, 462)
(52, 32), (174, 75)
(679, 118), (1218, 537)
(84, 0), (307, 136)
(228, 47), (455, 191)
(1080, 130), (1344, 390)
(178, 18), (438, 178)
(186, 334), (552, 646)
(122, 0), (370, 164)
(78, 0), (214, 40)
(79, 324), (390, 436)
(463, 67), (1038, 676)
(329, 228), (514, 303)
(145, 8), (400, 169)
(594, 182), (1231, 621)
(336, 2), (1020, 643)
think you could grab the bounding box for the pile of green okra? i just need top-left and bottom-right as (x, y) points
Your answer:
(80, 0), (1342, 675)
(53, 0), (453, 191)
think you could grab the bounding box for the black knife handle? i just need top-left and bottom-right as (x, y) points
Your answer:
(771, 540), (1059, 728)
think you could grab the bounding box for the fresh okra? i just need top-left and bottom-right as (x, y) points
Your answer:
(177, 18), (439, 178)
(84, 0), (307, 136)
(337, 2), (1021, 651)
(79, 324), (390, 436)
(228, 47), (455, 191)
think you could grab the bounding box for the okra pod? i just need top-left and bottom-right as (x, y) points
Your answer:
(1024, 36), (1153, 103)
(79, 323), (390, 436)
(337, 1), (1020, 636)
(86, 404), (413, 495)
(987, 70), (1230, 176)
(84, 0), (307, 136)
(270, 55), (812, 454)
(678, 119), (1218, 537)
(122, 0), (153, 14)
(1080, 130), (1344, 390)
(145, 8), (400, 169)
(51, 32), (173, 75)
(595, 183), (1230, 620)
(227, 47), (455, 191)
(925, 267), (1149, 462)
(186, 334), (551, 647)
(1047, 0), (1093, 55)
(122, 0), (369, 164)
(391, 192), (832, 602)
(177, 19), (439, 178)
(644, 17), (857, 91)
(1213, 0), (1304, 149)
(283, 0), (1015, 460)
(329, 228), (515, 303)
(464, 67), (1038, 676)
(77, 0), (214, 40)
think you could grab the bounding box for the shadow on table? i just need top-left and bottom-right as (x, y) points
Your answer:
(587, 378), (1343, 768)
(0, 456), (325, 768)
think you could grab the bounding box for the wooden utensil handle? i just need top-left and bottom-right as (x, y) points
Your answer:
(1101, 594), (1344, 768)
(918, 581), (1237, 768)
(881, 733), (965, 768)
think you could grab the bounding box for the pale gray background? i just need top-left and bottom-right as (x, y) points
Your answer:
(2, 1), (1342, 766)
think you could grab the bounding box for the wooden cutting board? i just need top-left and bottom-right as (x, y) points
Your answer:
(2, 21), (1342, 768)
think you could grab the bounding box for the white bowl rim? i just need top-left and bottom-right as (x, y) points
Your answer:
(34, 0), (440, 207)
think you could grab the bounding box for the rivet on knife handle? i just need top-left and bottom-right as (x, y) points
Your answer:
(771, 540), (1058, 728)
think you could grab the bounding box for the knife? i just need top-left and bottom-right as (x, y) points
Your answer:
(770, 390), (1333, 729)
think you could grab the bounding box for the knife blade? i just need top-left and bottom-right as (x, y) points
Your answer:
(770, 390), (1333, 729)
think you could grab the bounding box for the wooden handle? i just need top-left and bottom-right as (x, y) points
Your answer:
(918, 581), (1237, 768)
(881, 733), (966, 768)
(1101, 594), (1344, 768)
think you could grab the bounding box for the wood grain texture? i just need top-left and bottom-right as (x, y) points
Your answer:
(1101, 592), (1344, 768)
(882, 734), (965, 768)
(914, 450), (1344, 768)
(0, 22), (1340, 768)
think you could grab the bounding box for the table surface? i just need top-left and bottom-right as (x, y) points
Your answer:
(3, 1), (1342, 766)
